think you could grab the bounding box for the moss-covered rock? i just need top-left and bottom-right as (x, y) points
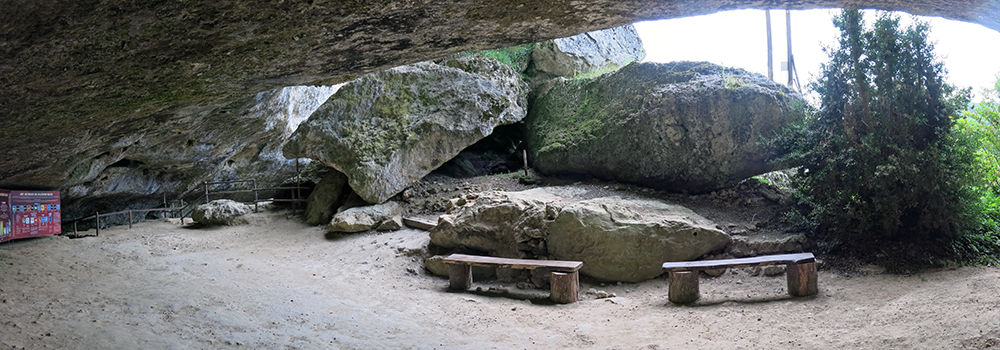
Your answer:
(429, 186), (729, 282)
(527, 61), (807, 194)
(547, 197), (730, 282)
(284, 56), (528, 203)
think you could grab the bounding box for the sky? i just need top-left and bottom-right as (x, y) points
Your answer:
(634, 9), (1000, 103)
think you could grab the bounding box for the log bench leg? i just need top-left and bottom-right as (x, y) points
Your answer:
(447, 264), (472, 291)
(786, 262), (818, 297)
(668, 271), (700, 304)
(550, 271), (579, 304)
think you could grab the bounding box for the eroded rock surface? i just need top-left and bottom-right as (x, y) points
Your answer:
(304, 170), (350, 226)
(430, 187), (582, 258)
(285, 56), (528, 203)
(329, 201), (404, 233)
(429, 186), (731, 282)
(60, 85), (338, 218)
(527, 61), (807, 194)
(531, 25), (645, 78)
(548, 197), (730, 282)
(192, 199), (252, 226)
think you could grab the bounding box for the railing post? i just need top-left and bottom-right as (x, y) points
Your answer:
(523, 149), (528, 177)
(95, 212), (100, 237)
(73, 221), (78, 237)
(253, 179), (259, 213)
(128, 210), (133, 230)
(204, 182), (210, 202)
(295, 158), (301, 214)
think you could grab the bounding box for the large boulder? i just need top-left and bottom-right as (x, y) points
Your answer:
(284, 56), (528, 203)
(329, 201), (404, 233)
(429, 187), (730, 282)
(532, 25), (645, 78)
(547, 197), (730, 282)
(527, 61), (807, 194)
(192, 199), (252, 226)
(430, 187), (584, 258)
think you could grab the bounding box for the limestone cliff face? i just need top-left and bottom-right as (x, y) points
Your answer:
(58, 85), (339, 218)
(1, 0), (997, 214)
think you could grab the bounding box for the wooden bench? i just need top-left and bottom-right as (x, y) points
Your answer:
(442, 254), (583, 304)
(661, 253), (818, 304)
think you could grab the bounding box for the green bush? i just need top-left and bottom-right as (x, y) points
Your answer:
(949, 77), (1000, 264)
(775, 10), (982, 246)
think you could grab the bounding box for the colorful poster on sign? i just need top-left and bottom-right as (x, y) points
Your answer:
(0, 192), (10, 242)
(0, 190), (61, 243)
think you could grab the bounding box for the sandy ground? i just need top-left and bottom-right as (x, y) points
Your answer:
(1, 212), (999, 349)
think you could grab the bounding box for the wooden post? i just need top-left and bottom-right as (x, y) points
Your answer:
(73, 221), (78, 237)
(447, 264), (472, 291)
(766, 9), (773, 80)
(786, 9), (793, 87)
(95, 212), (100, 237)
(522, 149), (528, 177)
(550, 271), (579, 304)
(252, 179), (259, 213)
(128, 210), (133, 230)
(786, 262), (818, 297)
(668, 271), (700, 304)
(204, 182), (210, 202)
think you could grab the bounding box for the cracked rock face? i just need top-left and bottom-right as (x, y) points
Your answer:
(1, 0), (997, 215)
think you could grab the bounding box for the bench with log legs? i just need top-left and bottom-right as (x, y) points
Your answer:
(661, 253), (818, 304)
(442, 254), (583, 304)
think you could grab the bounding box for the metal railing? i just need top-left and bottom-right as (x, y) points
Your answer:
(70, 206), (183, 238)
(202, 178), (308, 213)
(65, 159), (311, 236)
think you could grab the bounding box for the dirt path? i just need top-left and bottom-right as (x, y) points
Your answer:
(1, 212), (998, 349)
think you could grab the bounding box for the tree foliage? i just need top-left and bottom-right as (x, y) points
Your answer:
(776, 10), (981, 244)
(950, 77), (1000, 263)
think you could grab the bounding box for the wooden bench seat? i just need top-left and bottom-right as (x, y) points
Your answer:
(661, 252), (818, 304)
(442, 254), (583, 303)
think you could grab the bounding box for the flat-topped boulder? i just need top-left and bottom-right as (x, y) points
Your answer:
(429, 186), (731, 282)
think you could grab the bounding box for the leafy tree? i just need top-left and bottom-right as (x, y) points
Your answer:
(777, 10), (981, 246)
(950, 77), (1000, 263)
